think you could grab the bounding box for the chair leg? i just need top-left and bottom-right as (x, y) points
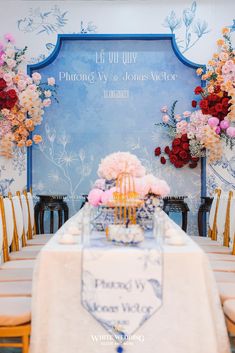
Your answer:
(22, 333), (29, 353)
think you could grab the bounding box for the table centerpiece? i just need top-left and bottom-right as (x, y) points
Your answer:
(88, 152), (170, 236)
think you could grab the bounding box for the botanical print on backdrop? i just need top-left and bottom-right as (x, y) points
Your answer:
(0, 1), (234, 236)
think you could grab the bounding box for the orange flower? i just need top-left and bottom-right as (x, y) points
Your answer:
(213, 53), (219, 59)
(222, 27), (230, 35)
(217, 39), (225, 46)
(17, 140), (25, 148)
(196, 68), (203, 76)
(25, 119), (34, 128)
(17, 113), (25, 122)
(27, 125), (35, 132)
(208, 60), (216, 67)
(26, 139), (33, 147)
(33, 135), (42, 144)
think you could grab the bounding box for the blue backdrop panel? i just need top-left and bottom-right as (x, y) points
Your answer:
(28, 35), (203, 234)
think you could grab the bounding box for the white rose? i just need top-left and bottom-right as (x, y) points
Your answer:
(47, 77), (55, 86)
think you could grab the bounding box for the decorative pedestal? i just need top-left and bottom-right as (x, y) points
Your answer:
(163, 196), (189, 232)
(197, 197), (213, 237)
(35, 195), (69, 234)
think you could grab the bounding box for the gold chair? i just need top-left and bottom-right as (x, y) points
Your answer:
(223, 299), (235, 335)
(22, 190), (53, 245)
(0, 296), (31, 353)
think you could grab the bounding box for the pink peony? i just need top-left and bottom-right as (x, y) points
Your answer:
(151, 179), (170, 197)
(220, 120), (229, 130)
(88, 188), (104, 206)
(134, 177), (150, 197)
(208, 117), (219, 127)
(98, 152), (146, 180)
(101, 189), (114, 204)
(226, 127), (235, 138)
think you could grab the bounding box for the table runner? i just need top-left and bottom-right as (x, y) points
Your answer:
(30, 214), (231, 353)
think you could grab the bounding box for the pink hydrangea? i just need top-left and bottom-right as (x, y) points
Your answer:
(98, 152), (146, 180)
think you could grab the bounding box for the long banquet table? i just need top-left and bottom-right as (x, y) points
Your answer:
(29, 215), (231, 353)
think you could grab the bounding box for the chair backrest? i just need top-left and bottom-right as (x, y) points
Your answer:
(20, 194), (29, 235)
(3, 197), (14, 248)
(216, 190), (229, 244)
(12, 196), (24, 244)
(208, 188), (221, 240)
(0, 196), (13, 262)
(0, 205), (4, 260)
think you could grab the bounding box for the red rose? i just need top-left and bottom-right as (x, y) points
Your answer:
(222, 98), (229, 107)
(160, 156), (166, 165)
(189, 162), (198, 169)
(7, 89), (17, 99)
(181, 134), (188, 142)
(214, 85), (220, 93)
(170, 155), (178, 164)
(194, 86), (203, 95)
(191, 157), (199, 162)
(182, 142), (189, 150)
(0, 78), (7, 91)
(192, 100), (197, 108)
(172, 146), (180, 155)
(164, 146), (170, 154)
(4, 100), (15, 109)
(215, 103), (222, 112)
(208, 94), (218, 103)
(209, 107), (217, 116)
(199, 99), (208, 110)
(0, 91), (7, 100)
(179, 150), (188, 160)
(172, 138), (181, 147)
(154, 147), (161, 156)
(174, 161), (184, 168)
(222, 106), (228, 115)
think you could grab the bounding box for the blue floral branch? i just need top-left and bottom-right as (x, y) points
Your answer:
(162, 1), (210, 53)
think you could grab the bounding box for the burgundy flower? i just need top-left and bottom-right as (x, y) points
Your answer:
(182, 142), (189, 151)
(179, 150), (188, 160)
(0, 78), (7, 91)
(191, 157), (199, 162)
(172, 146), (180, 155)
(215, 103), (222, 112)
(194, 86), (203, 95)
(4, 100), (16, 109)
(170, 155), (178, 164)
(181, 134), (188, 142)
(174, 161), (184, 168)
(164, 146), (170, 154)
(154, 147), (161, 156)
(172, 138), (181, 147)
(192, 100), (197, 108)
(0, 91), (7, 100)
(7, 89), (17, 99)
(199, 99), (208, 110)
(160, 156), (166, 165)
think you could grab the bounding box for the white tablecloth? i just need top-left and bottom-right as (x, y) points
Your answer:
(30, 218), (231, 353)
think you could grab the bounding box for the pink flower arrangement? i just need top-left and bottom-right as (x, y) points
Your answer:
(0, 34), (56, 158)
(98, 152), (146, 180)
(88, 153), (170, 206)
